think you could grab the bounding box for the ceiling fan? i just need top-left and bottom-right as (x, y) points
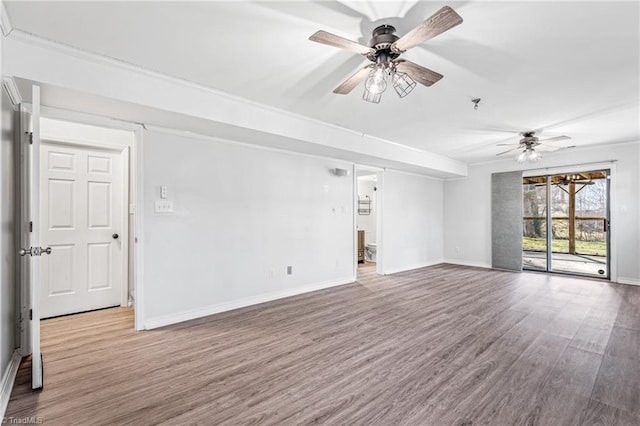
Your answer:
(308, 6), (463, 103)
(496, 131), (572, 163)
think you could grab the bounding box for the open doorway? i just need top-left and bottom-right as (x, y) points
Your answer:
(39, 117), (135, 319)
(355, 167), (382, 277)
(522, 169), (610, 278)
(20, 112), (137, 328)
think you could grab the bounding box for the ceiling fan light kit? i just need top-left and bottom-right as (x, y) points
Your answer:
(361, 61), (418, 103)
(362, 86), (382, 103)
(516, 147), (542, 164)
(309, 6), (463, 104)
(392, 71), (417, 98)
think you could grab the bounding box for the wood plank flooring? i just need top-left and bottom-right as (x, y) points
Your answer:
(5, 263), (640, 425)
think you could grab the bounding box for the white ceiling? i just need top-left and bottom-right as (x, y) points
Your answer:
(5, 1), (639, 163)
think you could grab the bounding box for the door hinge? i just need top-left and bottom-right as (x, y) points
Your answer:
(29, 221), (33, 232)
(29, 309), (32, 320)
(26, 131), (33, 144)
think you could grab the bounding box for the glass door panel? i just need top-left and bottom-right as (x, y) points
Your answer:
(522, 176), (547, 271)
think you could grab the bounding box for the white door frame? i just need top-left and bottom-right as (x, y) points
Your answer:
(19, 104), (143, 330)
(40, 139), (130, 309)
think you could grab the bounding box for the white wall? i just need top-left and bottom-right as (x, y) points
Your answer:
(381, 171), (444, 274)
(142, 130), (355, 328)
(443, 142), (640, 283)
(0, 84), (17, 405)
(356, 177), (377, 246)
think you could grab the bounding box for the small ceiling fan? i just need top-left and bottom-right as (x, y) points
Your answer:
(308, 6), (463, 103)
(496, 131), (572, 163)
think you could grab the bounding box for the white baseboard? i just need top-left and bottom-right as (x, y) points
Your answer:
(1, 350), (22, 419)
(617, 277), (640, 286)
(442, 259), (492, 269)
(144, 276), (355, 330)
(383, 259), (444, 275)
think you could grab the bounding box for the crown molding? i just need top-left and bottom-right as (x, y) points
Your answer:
(0, 1), (13, 36)
(2, 76), (21, 105)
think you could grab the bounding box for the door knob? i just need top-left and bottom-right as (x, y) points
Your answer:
(112, 233), (119, 239)
(19, 247), (51, 256)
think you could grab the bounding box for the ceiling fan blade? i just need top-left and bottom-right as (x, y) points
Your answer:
(496, 146), (523, 156)
(333, 65), (375, 94)
(391, 6), (463, 53)
(536, 143), (561, 152)
(496, 143), (521, 146)
(394, 60), (443, 87)
(309, 30), (375, 55)
(538, 135), (571, 143)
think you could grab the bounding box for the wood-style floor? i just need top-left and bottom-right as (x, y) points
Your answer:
(6, 263), (640, 425)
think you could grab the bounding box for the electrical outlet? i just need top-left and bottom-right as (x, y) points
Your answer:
(268, 268), (275, 279)
(160, 185), (168, 199)
(287, 266), (293, 275)
(155, 200), (174, 213)
(455, 246), (460, 254)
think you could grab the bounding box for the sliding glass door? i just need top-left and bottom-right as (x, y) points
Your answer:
(523, 170), (610, 278)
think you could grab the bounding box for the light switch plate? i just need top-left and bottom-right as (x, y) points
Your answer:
(155, 200), (174, 213)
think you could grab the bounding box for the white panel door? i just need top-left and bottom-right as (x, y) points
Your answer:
(40, 143), (123, 318)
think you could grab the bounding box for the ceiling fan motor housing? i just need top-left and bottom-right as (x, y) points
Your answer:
(520, 131), (540, 146)
(368, 25), (401, 62)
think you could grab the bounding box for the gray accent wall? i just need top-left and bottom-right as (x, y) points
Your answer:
(491, 171), (523, 271)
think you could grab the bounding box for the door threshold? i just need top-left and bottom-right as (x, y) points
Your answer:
(42, 305), (123, 320)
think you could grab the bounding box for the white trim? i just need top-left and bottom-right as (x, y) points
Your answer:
(382, 259), (444, 275)
(133, 129), (144, 331)
(143, 276), (355, 330)
(1, 77), (21, 106)
(442, 259), (493, 269)
(39, 105), (143, 133)
(352, 164), (358, 280)
(0, 350), (21, 419)
(617, 277), (640, 286)
(0, 1), (12, 36)
(375, 171), (384, 275)
(119, 147), (130, 307)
